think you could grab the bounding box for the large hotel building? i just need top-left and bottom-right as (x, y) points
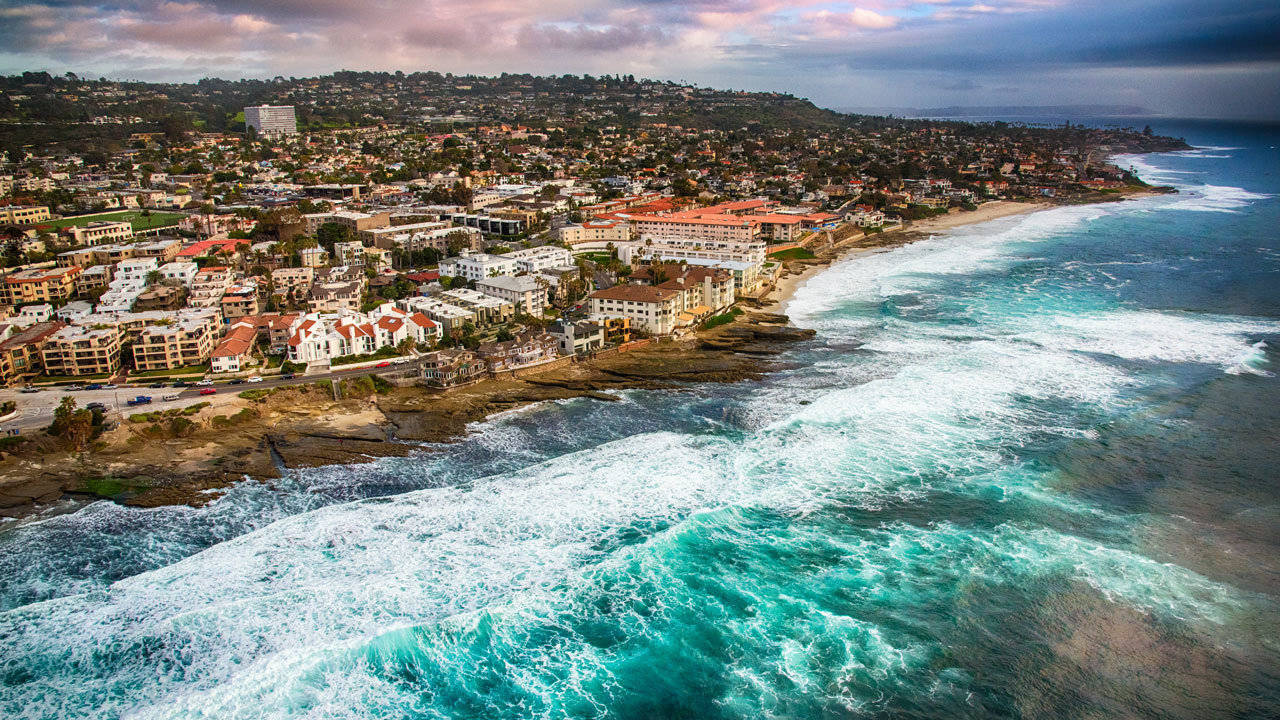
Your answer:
(244, 105), (298, 137)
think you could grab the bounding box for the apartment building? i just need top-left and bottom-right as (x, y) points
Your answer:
(625, 214), (759, 243)
(420, 348), (485, 387)
(557, 219), (631, 246)
(271, 267), (314, 297)
(308, 280), (363, 313)
(617, 237), (767, 267)
(476, 275), (548, 316)
(587, 284), (684, 336)
(189, 266), (233, 307)
(397, 296), (475, 334)
(0, 205), (51, 225)
(359, 220), (444, 245)
(439, 288), (514, 325)
(0, 321), (63, 385)
(244, 105), (297, 137)
(220, 283), (261, 322)
(438, 253), (518, 282)
(159, 261), (199, 286)
(41, 325), (123, 376)
(67, 221), (134, 246)
(131, 314), (219, 371)
(285, 305), (438, 364)
(0, 266), (82, 305)
(475, 331), (559, 373)
(505, 245), (574, 273)
(332, 241), (367, 267)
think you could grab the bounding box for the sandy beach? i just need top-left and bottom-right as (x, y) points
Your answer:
(769, 200), (1051, 310)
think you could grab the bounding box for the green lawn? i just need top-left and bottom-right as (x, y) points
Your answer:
(38, 210), (187, 232)
(129, 364), (208, 378)
(768, 247), (817, 261)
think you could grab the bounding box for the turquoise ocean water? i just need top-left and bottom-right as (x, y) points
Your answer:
(1, 120), (1278, 718)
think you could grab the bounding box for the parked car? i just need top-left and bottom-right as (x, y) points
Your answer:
(101, 384), (118, 390)
(196, 379), (214, 386)
(162, 394), (180, 401)
(199, 388), (217, 396)
(172, 381), (191, 388)
(18, 387), (40, 394)
(86, 402), (105, 411)
(125, 396), (152, 407)
(64, 385), (83, 392)
(228, 379), (245, 385)
(246, 376), (263, 383)
(375, 361), (391, 368)
(281, 373), (296, 380)
(149, 382), (166, 388)
(84, 383), (103, 391)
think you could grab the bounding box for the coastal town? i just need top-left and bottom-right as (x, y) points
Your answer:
(0, 71), (1186, 514)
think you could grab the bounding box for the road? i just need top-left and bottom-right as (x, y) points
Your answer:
(0, 358), (424, 433)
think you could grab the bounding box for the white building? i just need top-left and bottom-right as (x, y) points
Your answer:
(505, 245), (574, 273)
(244, 105), (297, 137)
(285, 304), (439, 364)
(160, 261), (199, 286)
(476, 275), (548, 316)
(438, 252), (519, 282)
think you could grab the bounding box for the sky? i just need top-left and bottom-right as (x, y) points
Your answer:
(1, 0), (1278, 119)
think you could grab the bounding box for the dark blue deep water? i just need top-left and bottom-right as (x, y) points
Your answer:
(1, 120), (1277, 718)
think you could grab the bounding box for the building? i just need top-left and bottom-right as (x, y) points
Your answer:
(210, 323), (258, 374)
(438, 252), (519, 282)
(557, 219), (631, 246)
(397, 296), (475, 334)
(549, 320), (605, 356)
(1, 205), (51, 225)
(131, 314), (219, 371)
(299, 247), (329, 267)
(285, 305), (438, 364)
(133, 285), (186, 311)
(67, 221), (134, 246)
(0, 266), (82, 305)
(476, 275), (548, 316)
(271, 267), (314, 298)
(159, 261), (199, 286)
(308, 280), (363, 313)
(587, 284), (683, 336)
(476, 331), (559, 373)
(439, 288), (514, 325)
(41, 325), (123, 377)
(220, 283), (261, 323)
(244, 105), (297, 137)
(505, 245), (574, 274)
(625, 214), (759, 243)
(617, 237), (766, 267)
(189, 266), (233, 307)
(0, 321), (63, 385)
(448, 213), (527, 237)
(420, 348), (485, 387)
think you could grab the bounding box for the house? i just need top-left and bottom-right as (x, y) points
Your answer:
(308, 280), (363, 313)
(476, 330), (560, 372)
(420, 348), (485, 387)
(549, 320), (605, 355)
(210, 323), (258, 374)
(220, 283), (261, 323)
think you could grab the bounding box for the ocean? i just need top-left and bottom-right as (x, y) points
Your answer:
(1, 120), (1278, 719)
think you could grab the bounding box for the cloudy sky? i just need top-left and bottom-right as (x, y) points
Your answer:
(2, 0), (1278, 119)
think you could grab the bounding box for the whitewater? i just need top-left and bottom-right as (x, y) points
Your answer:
(2, 123), (1278, 719)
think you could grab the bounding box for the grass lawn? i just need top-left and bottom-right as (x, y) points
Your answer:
(129, 364), (208, 378)
(39, 210), (187, 232)
(768, 247), (817, 261)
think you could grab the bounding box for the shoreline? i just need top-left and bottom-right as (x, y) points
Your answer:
(0, 191), (1171, 523)
(766, 200), (1051, 311)
(765, 189), (1170, 310)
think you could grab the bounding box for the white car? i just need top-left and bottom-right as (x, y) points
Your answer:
(246, 376), (263, 383)
(196, 379), (214, 386)
(101, 384), (118, 390)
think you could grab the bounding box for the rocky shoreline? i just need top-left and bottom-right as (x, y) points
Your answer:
(0, 314), (815, 520)
(0, 189), (1174, 522)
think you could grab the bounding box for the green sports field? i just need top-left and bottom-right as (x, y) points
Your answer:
(38, 210), (187, 232)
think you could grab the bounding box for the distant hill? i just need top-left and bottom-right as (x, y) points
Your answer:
(837, 104), (1158, 119)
